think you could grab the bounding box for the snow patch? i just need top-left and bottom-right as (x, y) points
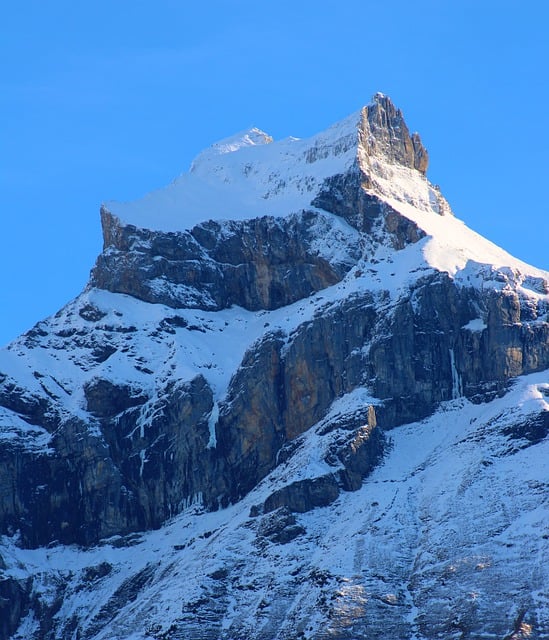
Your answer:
(462, 318), (487, 332)
(449, 348), (463, 399)
(207, 401), (219, 449)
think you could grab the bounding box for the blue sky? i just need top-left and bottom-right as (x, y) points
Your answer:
(1, 1), (548, 346)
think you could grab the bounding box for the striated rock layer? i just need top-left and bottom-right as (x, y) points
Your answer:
(0, 94), (548, 639)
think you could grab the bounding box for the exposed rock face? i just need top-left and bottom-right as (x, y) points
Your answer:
(1, 93), (548, 639)
(360, 93), (429, 174)
(311, 168), (427, 245)
(2, 266), (547, 552)
(0, 572), (30, 640)
(0, 416), (139, 547)
(92, 208), (361, 311)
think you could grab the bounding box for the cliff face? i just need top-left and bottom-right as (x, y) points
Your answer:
(1, 94), (548, 640)
(92, 208), (359, 312)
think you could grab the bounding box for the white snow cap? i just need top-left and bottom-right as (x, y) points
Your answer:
(190, 127), (273, 171)
(105, 106), (363, 232)
(101, 94), (549, 283)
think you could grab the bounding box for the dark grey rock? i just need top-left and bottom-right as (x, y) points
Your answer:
(502, 410), (549, 446)
(256, 508), (306, 544)
(84, 378), (147, 417)
(0, 576), (31, 640)
(91, 208), (360, 312)
(262, 475), (341, 514)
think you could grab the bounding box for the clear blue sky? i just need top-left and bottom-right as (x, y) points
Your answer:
(1, 1), (548, 346)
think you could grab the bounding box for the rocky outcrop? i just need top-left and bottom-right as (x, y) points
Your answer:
(0, 571), (31, 640)
(84, 378), (147, 418)
(261, 475), (341, 514)
(0, 416), (141, 547)
(255, 507), (306, 544)
(311, 168), (427, 244)
(360, 93), (429, 174)
(92, 208), (361, 311)
(253, 415), (384, 515)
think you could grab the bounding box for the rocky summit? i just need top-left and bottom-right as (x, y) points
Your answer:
(0, 93), (548, 640)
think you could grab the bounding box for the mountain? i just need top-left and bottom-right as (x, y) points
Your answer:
(1, 93), (548, 640)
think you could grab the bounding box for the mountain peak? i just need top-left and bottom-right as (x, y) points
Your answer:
(359, 93), (429, 174)
(105, 94), (432, 233)
(190, 127), (273, 172)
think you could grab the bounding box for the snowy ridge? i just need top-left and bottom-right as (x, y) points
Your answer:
(190, 127), (274, 167)
(105, 96), (549, 291)
(105, 110), (362, 232)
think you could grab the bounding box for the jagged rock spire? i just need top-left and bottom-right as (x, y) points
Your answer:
(359, 93), (429, 174)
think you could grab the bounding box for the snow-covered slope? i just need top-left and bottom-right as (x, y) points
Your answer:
(106, 111), (359, 232)
(0, 93), (548, 640)
(3, 374), (548, 639)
